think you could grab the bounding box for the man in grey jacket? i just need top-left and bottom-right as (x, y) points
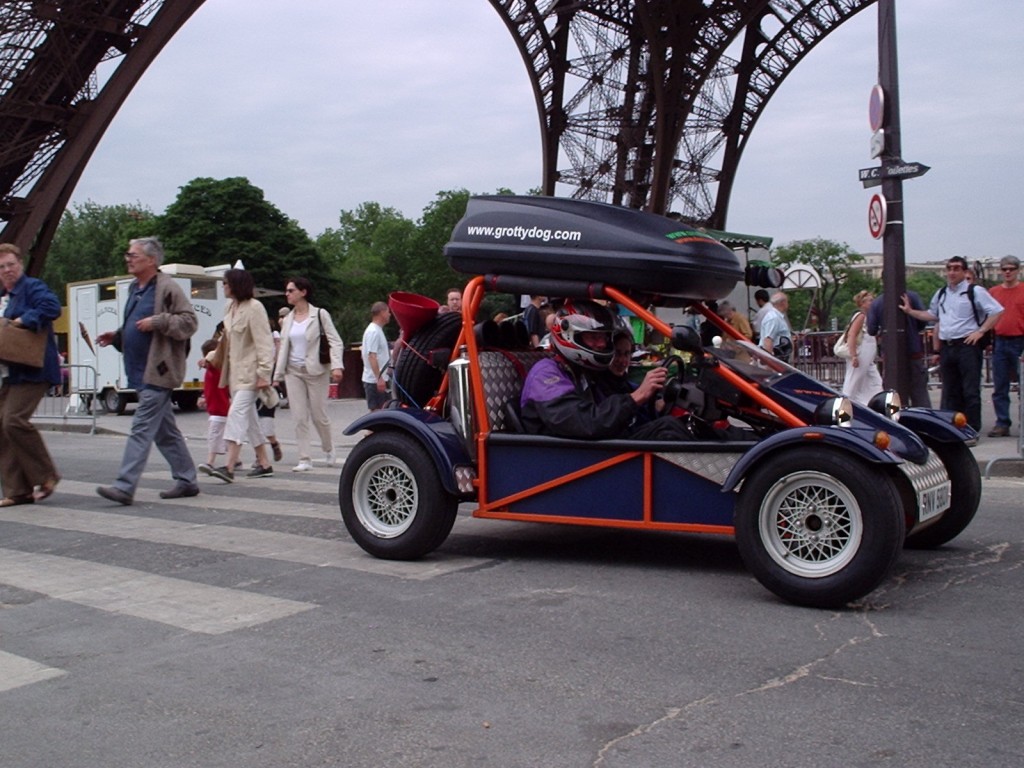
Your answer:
(96, 237), (199, 504)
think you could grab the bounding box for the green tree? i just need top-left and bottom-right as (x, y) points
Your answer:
(42, 201), (156, 300)
(316, 201), (415, 343)
(407, 189), (472, 300)
(157, 177), (335, 310)
(906, 270), (943, 302)
(772, 238), (868, 330)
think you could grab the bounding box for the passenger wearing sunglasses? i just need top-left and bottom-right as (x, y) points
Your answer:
(988, 256), (1024, 437)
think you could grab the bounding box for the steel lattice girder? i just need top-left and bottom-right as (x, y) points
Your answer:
(488, 0), (877, 225)
(0, 0), (879, 275)
(0, 0), (206, 274)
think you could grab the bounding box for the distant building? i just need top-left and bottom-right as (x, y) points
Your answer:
(849, 253), (1016, 283)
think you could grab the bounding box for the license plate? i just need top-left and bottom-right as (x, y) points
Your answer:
(918, 480), (951, 522)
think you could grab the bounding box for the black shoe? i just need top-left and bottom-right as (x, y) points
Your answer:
(272, 442), (283, 462)
(97, 486), (133, 505)
(159, 483), (200, 499)
(208, 466), (234, 483)
(247, 465), (273, 478)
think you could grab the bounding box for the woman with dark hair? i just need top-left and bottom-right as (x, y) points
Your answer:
(0, 243), (62, 505)
(274, 276), (344, 471)
(208, 269), (275, 482)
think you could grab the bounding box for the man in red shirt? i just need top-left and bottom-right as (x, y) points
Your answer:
(988, 255), (1024, 437)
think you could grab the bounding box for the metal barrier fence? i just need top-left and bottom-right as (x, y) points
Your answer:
(32, 363), (98, 434)
(791, 330), (996, 390)
(984, 354), (1024, 477)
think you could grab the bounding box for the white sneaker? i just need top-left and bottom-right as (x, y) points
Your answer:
(324, 450), (337, 467)
(292, 460), (313, 472)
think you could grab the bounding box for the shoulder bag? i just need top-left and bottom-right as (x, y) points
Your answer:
(832, 312), (861, 359)
(0, 318), (48, 367)
(317, 309), (331, 365)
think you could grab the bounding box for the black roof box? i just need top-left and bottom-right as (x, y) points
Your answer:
(444, 196), (743, 300)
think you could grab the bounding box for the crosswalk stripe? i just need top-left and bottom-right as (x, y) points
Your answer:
(0, 650), (66, 694)
(0, 548), (315, 635)
(0, 504), (492, 580)
(60, 478), (339, 520)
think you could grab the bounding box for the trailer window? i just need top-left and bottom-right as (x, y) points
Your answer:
(190, 278), (220, 300)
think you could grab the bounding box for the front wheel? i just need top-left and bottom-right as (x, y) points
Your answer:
(735, 447), (905, 608)
(339, 431), (458, 560)
(904, 440), (980, 549)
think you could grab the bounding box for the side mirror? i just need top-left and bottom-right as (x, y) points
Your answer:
(671, 325), (703, 355)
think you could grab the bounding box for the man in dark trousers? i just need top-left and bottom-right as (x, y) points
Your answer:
(901, 256), (1002, 430)
(867, 290), (931, 407)
(95, 237), (199, 504)
(988, 255), (1024, 436)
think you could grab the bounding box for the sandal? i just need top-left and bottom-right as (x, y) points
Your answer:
(34, 476), (60, 502)
(0, 495), (35, 507)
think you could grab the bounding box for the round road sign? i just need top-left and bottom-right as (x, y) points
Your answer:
(869, 84), (885, 132)
(868, 193), (887, 239)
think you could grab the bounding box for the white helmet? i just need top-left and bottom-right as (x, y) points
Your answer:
(550, 299), (616, 370)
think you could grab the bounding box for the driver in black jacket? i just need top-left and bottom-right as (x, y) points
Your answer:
(520, 299), (688, 440)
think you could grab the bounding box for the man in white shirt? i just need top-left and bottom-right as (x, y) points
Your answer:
(758, 292), (793, 362)
(902, 256), (1002, 430)
(361, 301), (391, 411)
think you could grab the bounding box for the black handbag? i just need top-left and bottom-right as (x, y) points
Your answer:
(317, 309), (331, 365)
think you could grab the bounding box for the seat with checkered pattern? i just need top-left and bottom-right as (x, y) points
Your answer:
(478, 350), (550, 432)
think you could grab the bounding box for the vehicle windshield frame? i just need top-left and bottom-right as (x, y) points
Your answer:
(704, 337), (797, 384)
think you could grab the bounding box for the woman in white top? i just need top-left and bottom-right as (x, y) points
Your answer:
(273, 277), (344, 471)
(840, 290), (884, 405)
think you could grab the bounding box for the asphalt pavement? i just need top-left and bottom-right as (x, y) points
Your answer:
(4, 393), (1022, 767)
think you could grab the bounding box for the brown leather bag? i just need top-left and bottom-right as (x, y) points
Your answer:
(0, 319), (48, 367)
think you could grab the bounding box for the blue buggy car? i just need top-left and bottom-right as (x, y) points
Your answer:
(339, 196), (979, 607)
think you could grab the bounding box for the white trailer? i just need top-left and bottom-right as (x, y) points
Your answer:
(67, 263), (228, 414)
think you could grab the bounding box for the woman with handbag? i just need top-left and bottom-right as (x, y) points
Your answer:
(274, 277), (344, 472)
(840, 290), (884, 405)
(208, 269), (276, 483)
(0, 243), (62, 506)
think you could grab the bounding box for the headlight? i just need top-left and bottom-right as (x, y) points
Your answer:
(867, 389), (902, 418)
(814, 396), (854, 427)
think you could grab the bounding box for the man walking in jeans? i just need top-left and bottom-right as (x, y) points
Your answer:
(988, 255), (1024, 437)
(95, 237), (199, 504)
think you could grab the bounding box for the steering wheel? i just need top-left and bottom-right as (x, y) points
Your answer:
(658, 355), (686, 413)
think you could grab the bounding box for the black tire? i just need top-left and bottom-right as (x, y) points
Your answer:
(339, 431), (458, 560)
(175, 392), (201, 412)
(103, 388), (128, 415)
(392, 311), (462, 408)
(904, 440), (981, 549)
(735, 447), (905, 608)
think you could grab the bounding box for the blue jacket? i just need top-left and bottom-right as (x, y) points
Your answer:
(2, 274), (62, 385)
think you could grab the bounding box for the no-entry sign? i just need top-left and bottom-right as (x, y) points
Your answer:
(868, 193), (887, 239)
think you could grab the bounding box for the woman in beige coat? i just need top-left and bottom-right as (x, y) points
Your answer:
(274, 276), (344, 471)
(208, 269), (275, 482)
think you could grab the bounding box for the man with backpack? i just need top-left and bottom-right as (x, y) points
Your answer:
(901, 256), (1002, 431)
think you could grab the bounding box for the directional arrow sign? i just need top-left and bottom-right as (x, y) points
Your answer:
(859, 161), (931, 188)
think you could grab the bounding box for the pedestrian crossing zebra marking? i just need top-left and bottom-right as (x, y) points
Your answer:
(0, 650), (66, 694)
(0, 485), (492, 580)
(0, 549), (315, 635)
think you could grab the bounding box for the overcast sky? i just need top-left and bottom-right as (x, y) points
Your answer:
(71, 0), (1024, 264)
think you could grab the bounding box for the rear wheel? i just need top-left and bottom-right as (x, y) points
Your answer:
(102, 388), (128, 415)
(735, 447), (905, 608)
(904, 440), (980, 549)
(339, 431), (458, 559)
